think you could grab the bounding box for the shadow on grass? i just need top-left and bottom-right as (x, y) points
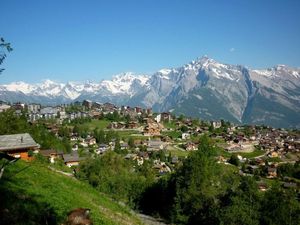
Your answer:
(0, 176), (58, 225)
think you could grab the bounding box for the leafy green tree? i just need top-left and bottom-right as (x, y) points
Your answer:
(180, 125), (189, 133)
(171, 135), (221, 224)
(0, 37), (13, 74)
(0, 110), (29, 135)
(114, 137), (121, 153)
(219, 177), (261, 225)
(261, 184), (300, 225)
(128, 137), (135, 148)
(78, 152), (153, 205)
(228, 154), (240, 166)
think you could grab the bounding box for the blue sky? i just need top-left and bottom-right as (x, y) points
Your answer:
(1, 0), (300, 84)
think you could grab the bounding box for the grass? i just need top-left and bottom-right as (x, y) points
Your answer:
(238, 149), (265, 158)
(267, 157), (282, 163)
(167, 147), (190, 158)
(162, 131), (182, 139)
(215, 147), (232, 158)
(86, 119), (111, 130)
(163, 121), (177, 130)
(0, 160), (141, 225)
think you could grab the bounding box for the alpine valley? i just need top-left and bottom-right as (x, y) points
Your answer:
(1, 56), (300, 128)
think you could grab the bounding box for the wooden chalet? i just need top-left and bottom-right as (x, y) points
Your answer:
(0, 133), (39, 160)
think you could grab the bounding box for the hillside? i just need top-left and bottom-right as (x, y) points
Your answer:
(0, 160), (142, 225)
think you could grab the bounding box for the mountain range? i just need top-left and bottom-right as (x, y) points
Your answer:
(1, 56), (300, 128)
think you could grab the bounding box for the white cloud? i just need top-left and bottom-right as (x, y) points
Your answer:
(229, 47), (235, 52)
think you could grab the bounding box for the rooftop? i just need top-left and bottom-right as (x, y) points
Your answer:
(0, 133), (39, 152)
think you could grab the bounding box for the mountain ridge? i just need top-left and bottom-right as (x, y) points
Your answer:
(1, 56), (299, 128)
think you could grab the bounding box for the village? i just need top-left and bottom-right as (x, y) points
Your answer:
(0, 99), (299, 190)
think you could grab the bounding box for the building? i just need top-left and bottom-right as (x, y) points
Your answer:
(83, 100), (93, 109)
(40, 149), (63, 163)
(0, 104), (11, 113)
(27, 104), (41, 113)
(0, 133), (40, 160)
(63, 152), (84, 167)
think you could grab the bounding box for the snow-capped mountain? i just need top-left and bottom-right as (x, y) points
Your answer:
(0, 56), (299, 128)
(0, 72), (150, 104)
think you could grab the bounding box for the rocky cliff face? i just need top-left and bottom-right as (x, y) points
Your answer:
(1, 56), (299, 128)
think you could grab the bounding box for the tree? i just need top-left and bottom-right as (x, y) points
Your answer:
(180, 125), (189, 133)
(171, 135), (221, 223)
(128, 137), (135, 148)
(261, 184), (300, 225)
(219, 177), (261, 225)
(0, 37), (13, 74)
(228, 154), (240, 166)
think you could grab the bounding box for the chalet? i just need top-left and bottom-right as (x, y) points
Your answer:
(267, 167), (277, 178)
(12, 102), (25, 110)
(127, 121), (139, 129)
(171, 156), (179, 164)
(89, 110), (101, 119)
(72, 144), (78, 151)
(83, 100), (93, 109)
(147, 140), (166, 151)
(120, 143), (129, 150)
(146, 108), (152, 115)
(102, 102), (116, 112)
(134, 107), (142, 113)
(96, 144), (109, 154)
(85, 137), (96, 146)
(143, 119), (163, 136)
(63, 152), (84, 167)
(153, 160), (171, 174)
(0, 133), (40, 160)
(257, 182), (268, 192)
(92, 102), (102, 109)
(185, 142), (197, 151)
(283, 182), (297, 189)
(182, 133), (190, 140)
(0, 104), (11, 113)
(107, 122), (126, 129)
(138, 151), (150, 160)
(161, 112), (172, 122)
(40, 149), (63, 163)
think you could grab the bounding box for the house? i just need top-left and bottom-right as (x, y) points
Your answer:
(257, 182), (268, 192)
(143, 119), (163, 136)
(83, 100), (93, 109)
(182, 133), (190, 140)
(85, 137), (96, 146)
(0, 133), (40, 160)
(153, 161), (171, 174)
(155, 114), (161, 123)
(63, 152), (84, 167)
(161, 112), (172, 122)
(40, 149), (63, 163)
(0, 104), (11, 113)
(27, 104), (41, 113)
(267, 167), (277, 178)
(171, 156), (179, 164)
(72, 144), (78, 151)
(185, 142), (197, 151)
(96, 144), (109, 154)
(120, 143), (129, 150)
(40, 107), (58, 119)
(127, 121), (139, 129)
(147, 140), (166, 151)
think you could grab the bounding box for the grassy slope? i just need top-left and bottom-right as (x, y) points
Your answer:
(0, 160), (141, 225)
(86, 119), (111, 130)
